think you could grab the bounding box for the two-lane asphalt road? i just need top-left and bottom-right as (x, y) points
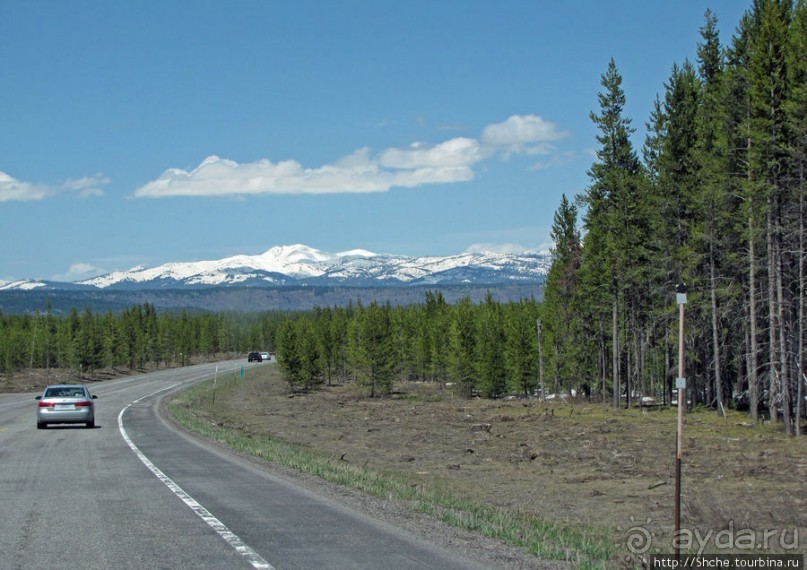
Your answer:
(0, 362), (489, 570)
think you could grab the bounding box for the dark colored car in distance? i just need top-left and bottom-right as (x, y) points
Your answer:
(248, 351), (262, 362)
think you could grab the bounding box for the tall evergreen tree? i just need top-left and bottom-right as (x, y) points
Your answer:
(425, 291), (450, 385)
(504, 300), (540, 397)
(298, 316), (324, 391)
(542, 194), (582, 390)
(448, 297), (478, 397)
(579, 58), (644, 407)
(693, 9), (740, 414)
(747, 0), (795, 429)
(355, 301), (396, 397)
(476, 292), (507, 398)
(787, 0), (806, 434)
(276, 319), (304, 390)
(724, 10), (764, 421)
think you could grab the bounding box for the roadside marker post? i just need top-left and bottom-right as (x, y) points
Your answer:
(212, 364), (219, 405)
(674, 283), (687, 561)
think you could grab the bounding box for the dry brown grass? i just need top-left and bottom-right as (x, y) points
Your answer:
(203, 365), (806, 562)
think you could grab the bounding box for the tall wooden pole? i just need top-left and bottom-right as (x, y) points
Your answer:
(674, 284), (687, 561)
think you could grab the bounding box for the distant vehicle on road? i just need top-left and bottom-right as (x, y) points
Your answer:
(35, 384), (97, 429)
(260, 352), (270, 362)
(248, 352), (262, 362)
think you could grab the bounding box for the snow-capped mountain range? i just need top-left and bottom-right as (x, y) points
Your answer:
(0, 244), (550, 291)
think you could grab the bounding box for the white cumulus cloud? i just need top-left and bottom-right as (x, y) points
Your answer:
(0, 171), (109, 202)
(480, 114), (569, 157)
(133, 114), (569, 198)
(51, 262), (108, 282)
(134, 147), (479, 198)
(63, 174), (110, 197)
(464, 242), (530, 255)
(0, 171), (50, 202)
(378, 137), (487, 169)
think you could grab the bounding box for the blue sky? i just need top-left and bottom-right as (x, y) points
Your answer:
(1, 0), (752, 282)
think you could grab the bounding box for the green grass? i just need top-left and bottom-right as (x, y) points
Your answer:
(169, 375), (617, 569)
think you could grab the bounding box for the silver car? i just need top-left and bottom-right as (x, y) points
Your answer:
(36, 384), (97, 429)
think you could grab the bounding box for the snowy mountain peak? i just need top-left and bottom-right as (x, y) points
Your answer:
(336, 249), (377, 258)
(0, 279), (47, 291)
(261, 244), (331, 264)
(4, 245), (550, 291)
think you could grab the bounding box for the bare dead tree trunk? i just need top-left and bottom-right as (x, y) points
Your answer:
(798, 166), (805, 437)
(554, 345), (560, 396)
(776, 221), (792, 434)
(626, 308), (634, 409)
(749, 215), (760, 424)
(641, 325), (649, 399)
(768, 205), (779, 423)
(612, 294), (619, 409)
(599, 321), (606, 403)
(747, 129), (760, 424)
(665, 342), (672, 406)
(710, 240), (726, 416)
(625, 326), (636, 408)
(536, 319), (545, 400)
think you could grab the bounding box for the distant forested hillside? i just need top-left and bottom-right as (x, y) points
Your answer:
(0, 284), (542, 315)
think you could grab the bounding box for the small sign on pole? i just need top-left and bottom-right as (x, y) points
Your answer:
(676, 284), (687, 306)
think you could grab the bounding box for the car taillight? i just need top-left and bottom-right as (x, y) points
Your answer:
(38, 401), (55, 408)
(74, 401), (92, 407)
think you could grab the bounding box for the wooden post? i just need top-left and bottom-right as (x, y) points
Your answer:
(212, 364), (218, 405)
(674, 284), (687, 561)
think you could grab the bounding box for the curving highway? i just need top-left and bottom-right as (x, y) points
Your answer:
(0, 362), (490, 570)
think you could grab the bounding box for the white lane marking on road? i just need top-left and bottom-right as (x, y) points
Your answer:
(119, 384), (273, 570)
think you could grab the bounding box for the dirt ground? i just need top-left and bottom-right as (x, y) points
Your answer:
(6, 365), (805, 567)
(205, 366), (806, 564)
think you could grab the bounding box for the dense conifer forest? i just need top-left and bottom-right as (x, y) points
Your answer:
(541, 1), (806, 435)
(2, 1), (804, 435)
(0, 303), (284, 374)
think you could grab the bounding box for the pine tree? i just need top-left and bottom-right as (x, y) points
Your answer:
(542, 194), (582, 390)
(425, 291), (450, 385)
(276, 319), (304, 391)
(315, 307), (338, 386)
(356, 301), (396, 397)
(747, 0), (794, 430)
(693, 10), (735, 414)
(787, 0), (806, 434)
(724, 10), (764, 421)
(579, 58), (644, 407)
(448, 296), (478, 397)
(504, 299), (540, 397)
(476, 292), (507, 398)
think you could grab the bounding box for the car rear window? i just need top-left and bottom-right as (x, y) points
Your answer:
(44, 387), (85, 398)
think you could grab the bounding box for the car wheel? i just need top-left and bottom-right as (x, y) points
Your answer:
(37, 422), (46, 429)
(86, 420), (95, 429)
